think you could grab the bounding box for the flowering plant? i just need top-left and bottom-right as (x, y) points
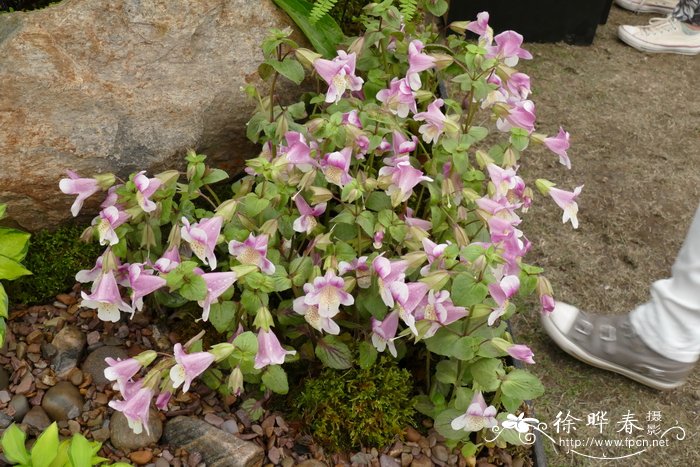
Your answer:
(59, 0), (581, 456)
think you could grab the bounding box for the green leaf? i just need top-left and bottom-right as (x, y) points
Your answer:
(0, 255), (32, 281)
(424, 0), (448, 16)
(48, 439), (70, 467)
(31, 422), (59, 467)
(268, 57), (305, 85)
(0, 283), (8, 319)
(424, 327), (461, 357)
(434, 408), (470, 441)
(1, 423), (30, 465)
(201, 168), (229, 185)
(262, 365), (289, 394)
(0, 227), (31, 262)
(240, 194), (270, 217)
(358, 341), (378, 369)
(366, 191), (392, 211)
(233, 331), (259, 354)
(0, 319), (6, 349)
(68, 433), (97, 467)
(435, 359), (459, 385)
(500, 369), (545, 400)
(469, 358), (504, 392)
(209, 301), (237, 333)
(178, 272), (208, 301)
(451, 273), (488, 307)
(289, 256), (313, 286)
(272, 0), (345, 59)
(315, 335), (353, 369)
(451, 336), (478, 361)
(356, 211), (375, 237)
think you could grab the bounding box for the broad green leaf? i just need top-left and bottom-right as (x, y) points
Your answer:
(424, 327), (460, 357)
(272, 0), (345, 59)
(233, 331), (258, 354)
(240, 194), (270, 217)
(178, 272), (208, 301)
(209, 301), (237, 333)
(268, 57), (305, 85)
(435, 359), (459, 385)
(0, 227), (30, 262)
(201, 168), (229, 185)
(315, 335), (353, 369)
(358, 341), (378, 369)
(454, 387), (475, 412)
(31, 422), (59, 467)
(262, 365), (289, 394)
(289, 256), (313, 286)
(434, 408), (470, 441)
(0, 319), (6, 349)
(451, 273), (488, 307)
(48, 439), (70, 467)
(469, 358), (504, 392)
(0, 255), (32, 281)
(1, 423), (30, 465)
(0, 283), (8, 319)
(356, 211), (375, 237)
(451, 336), (478, 361)
(366, 191), (392, 211)
(500, 369), (545, 401)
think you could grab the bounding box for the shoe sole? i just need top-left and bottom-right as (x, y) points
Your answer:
(541, 313), (684, 390)
(618, 26), (700, 55)
(615, 0), (674, 14)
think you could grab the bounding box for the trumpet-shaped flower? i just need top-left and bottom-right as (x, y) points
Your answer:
(486, 30), (532, 67)
(376, 77), (417, 118)
(104, 357), (142, 394)
(414, 290), (468, 338)
(549, 185), (584, 229)
(451, 391), (498, 432)
(169, 343), (216, 393)
(540, 294), (555, 314)
(420, 238), (449, 275)
(506, 72), (531, 100)
(313, 50), (364, 104)
(391, 130), (418, 156)
(59, 170), (100, 217)
(414, 98), (457, 144)
(496, 99), (536, 133)
(292, 194), (326, 234)
(302, 270), (354, 318)
(128, 263), (166, 313)
(229, 233), (275, 275)
(466, 11), (492, 41)
(321, 148), (353, 187)
(197, 271), (238, 321)
(254, 330), (296, 369)
(373, 257), (409, 308)
(486, 164), (525, 200)
(394, 281), (429, 336)
(153, 246), (181, 274)
(81, 270), (133, 322)
(407, 40), (436, 90)
(488, 274), (520, 326)
(181, 216), (222, 270)
(544, 127), (571, 169)
(155, 391), (171, 410)
(293, 298), (340, 335)
(507, 344), (535, 364)
(371, 311), (399, 357)
(384, 159), (433, 205)
(108, 381), (154, 435)
(338, 256), (371, 288)
(284, 131), (317, 172)
(95, 206), (130, 246)
(134, 171), (162, 213)
(342, 109), (362, 128)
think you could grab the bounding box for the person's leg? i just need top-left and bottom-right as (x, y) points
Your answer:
(631, 203), (700, 363)
(618, 0), (700, 54)
(541, 204), (699, 390)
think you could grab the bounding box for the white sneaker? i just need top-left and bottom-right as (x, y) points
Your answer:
(615, 0), (676, 14)
(618, 16), (700, 55)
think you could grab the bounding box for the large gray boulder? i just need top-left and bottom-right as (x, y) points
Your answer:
(0, 0), (304, 231)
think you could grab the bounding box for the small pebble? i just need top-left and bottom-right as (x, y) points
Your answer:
(405, 427), (422, 443)
(0, 390), (11, 403)
(129, 450), (154, 465)
(204, 413), (224, 427)
(69, 369), (84, 386)
(68, 419), (81, 434)
(155, 459), (170, 467)
(56, 294), (77, 306)
(221, 419), (239, 434)
(86, 331), (101, 346)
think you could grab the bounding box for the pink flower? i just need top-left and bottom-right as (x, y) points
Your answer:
(109, 382), (154, 435)
(414, 98), (454, 144)
(153, 246), (181, 274)
(496, 99), (536, 133)
(229, 233), (275, 275)
(313, 50), (364, 104)
(338, 256), (371, 288)
(507, 344), (535, 364)
(104, 357), (142, 394)
(376, 77), (417, 118)
(391, 130), (418, 155)
(128, 263), (166, 313)
(373, 230), (384, 249)
(506, 72), (531, 100)
(549, 185), (584, 229)
(197, 271), (238, 321)
(540, 294), (555, 314)
(134, 171), (162, 213)
(292, 297), (340, 335)
(466, 11), (491, 39)
(284, 131), (317, 173)
(544, 127), (571, 169)
(420, 238), (449, 275)
(292, 194), (326, 234)
(321, 148), (353, 187)
(59, 170), (101, 217)
(254, 330), (296, 369)
(373, 257), (409, 308)
(95, 206), (130, 246)
(394, 281), (429, 336)
(81, 270), (133, 322)
(155, 391), (171, 410)
(486, 164), (524, 200)
(404, 208), (432, 231)
(382, 158), (433, 205)
(371, 311), (400, 357)
(407, 40), (436, 90)
(169, 343), (216, 393)
(414, 290), (468, 338)
(342, 109), (362, 128)
(487, 30), (533, 67)
(451, 391), (498, 432)
(487, 275), (520, 326)
(302, 270), (354, 318)
(181, 216), (223, 270)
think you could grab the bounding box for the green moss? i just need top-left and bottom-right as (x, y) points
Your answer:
(294, 358), (416, 452)
(5, 225), (101, 305)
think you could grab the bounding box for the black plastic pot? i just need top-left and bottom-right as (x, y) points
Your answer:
(447, 0), (614, 45)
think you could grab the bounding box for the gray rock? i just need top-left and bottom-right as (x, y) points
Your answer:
(164, 416), (264, 467)
(9, 394), (29, 421)
(0, 411), (13, 429)
(109, 409), (162, 451)
(0, 0), (306, 231)
(41, 381), (84, 421)
(50, 326), (87, 377)
(22, 406), (52, 431)
(0, 367), (9, 391)
(81, 345), (129, 386)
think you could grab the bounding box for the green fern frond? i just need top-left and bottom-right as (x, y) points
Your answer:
(309, 0), (339, 24)
(398, 0), (418, 21)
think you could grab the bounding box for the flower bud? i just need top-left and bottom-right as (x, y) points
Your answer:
(215, 199), (238, 222)
(295, 48), (322, 69)
(309, 186), (333, 204)
(475, 150), (493, 169)
(502, 147), (518, 168)
(228, 367), (244, 396)
(452, 225), (470, 247)
(209, 343), (235, 362)
(419, 270), (450, 290)
(431, 53), (454, 70)
(94, 173), (116, 190)
(253, 306), (274, 331)
(535, 179), (555, 195)
(155, 170), (180, 188)
(348, 35), (365, 56)
(449, 20), (470, 34)
(260, 218), (279, 237)
(402, 250), (428, 273)
(134, 350), (157, 367)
